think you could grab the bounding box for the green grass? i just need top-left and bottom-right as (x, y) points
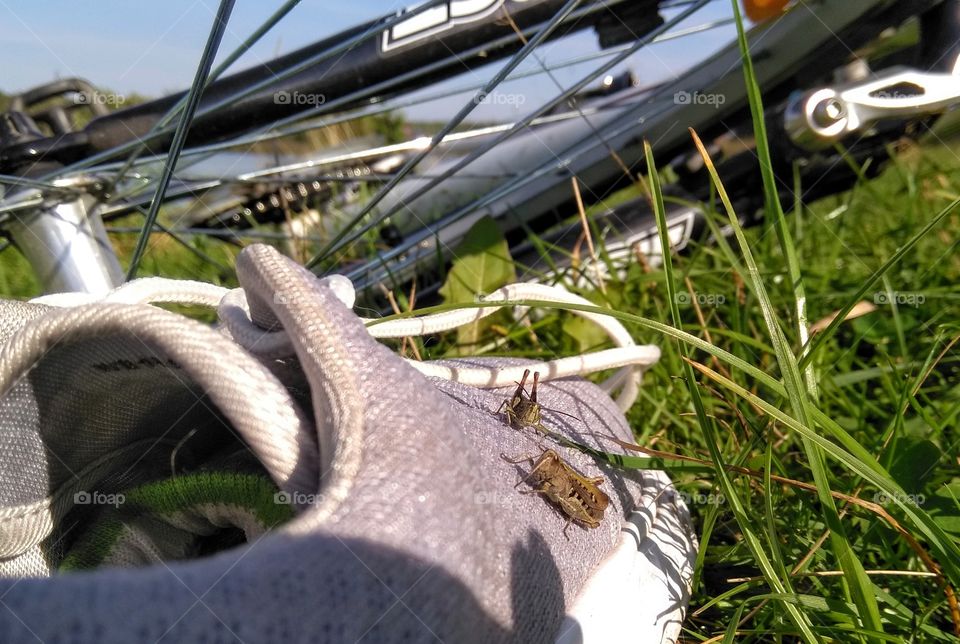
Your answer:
(665, 143), (958, 641)
(362, 127), (960, 640)
(403, 47), (959, 643)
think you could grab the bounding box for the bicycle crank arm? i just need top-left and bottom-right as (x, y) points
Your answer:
(785, 64), (960, 149)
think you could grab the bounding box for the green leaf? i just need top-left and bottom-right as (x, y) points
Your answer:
(888, 438), (941, 495)
(561, 290), (614, 352)
(438, 216), (515, 303)
(563, 314), (608, 353)
(927, 482), (960, 537)
(438, 216), (515, 350)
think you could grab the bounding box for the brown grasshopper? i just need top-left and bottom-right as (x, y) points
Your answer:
(501, 448), (609, 537)
(497, 369), (546, 433)
(496, 369), (579, 438)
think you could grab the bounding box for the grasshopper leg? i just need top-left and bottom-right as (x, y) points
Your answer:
(500, 451), (534, 465)
(520, 483), (553, 497)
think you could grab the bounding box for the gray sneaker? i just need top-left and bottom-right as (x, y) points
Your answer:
(0, 244), (696, 643)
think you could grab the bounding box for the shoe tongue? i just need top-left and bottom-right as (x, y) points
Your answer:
(234, 244), (370, 514)
(236, 243), (331, 331)
(0, 300), (316, 572)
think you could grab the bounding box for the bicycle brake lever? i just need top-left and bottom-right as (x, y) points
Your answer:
(784, 64), (960, 149)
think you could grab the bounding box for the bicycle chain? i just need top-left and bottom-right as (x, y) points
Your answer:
(212, 163), (373, 228)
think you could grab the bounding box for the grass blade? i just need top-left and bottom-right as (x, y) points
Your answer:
(691, 122), (882, 634)
(798, 195), (960, 369)
(730, 0), (817, 399)
(644, 141), (818, 642)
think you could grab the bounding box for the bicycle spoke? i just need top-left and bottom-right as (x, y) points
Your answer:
(0, 175), (64, 191)
(91, 0), (718, 279)
(109, 0), (305, 186)
(346, 93), (679, 289)
(92, 0), (634, 205)
(126, 208), (234, 272)
(106, 226), (328, 243)
(305, 0), (712, 269)
(125, 0), (235, 280)
(85, 6), (731, 202)
(0, 0), (786, 294)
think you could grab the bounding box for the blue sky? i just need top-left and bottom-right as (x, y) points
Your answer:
(0, 0), (737, 121)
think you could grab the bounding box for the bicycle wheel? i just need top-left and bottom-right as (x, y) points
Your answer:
(0, 0), (945, 302)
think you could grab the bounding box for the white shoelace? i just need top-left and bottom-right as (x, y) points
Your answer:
(32, 276), (660, 410)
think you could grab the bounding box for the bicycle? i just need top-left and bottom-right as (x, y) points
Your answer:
(0, 0), (958, 305)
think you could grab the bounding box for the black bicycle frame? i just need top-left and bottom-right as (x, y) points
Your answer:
(0, 0), (658, 173)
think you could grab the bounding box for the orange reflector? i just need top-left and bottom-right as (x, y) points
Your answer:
(743, 0), (790, 22)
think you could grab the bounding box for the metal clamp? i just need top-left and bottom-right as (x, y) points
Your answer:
(785, 65), (960, 149)
(7, 174), (124, 294)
